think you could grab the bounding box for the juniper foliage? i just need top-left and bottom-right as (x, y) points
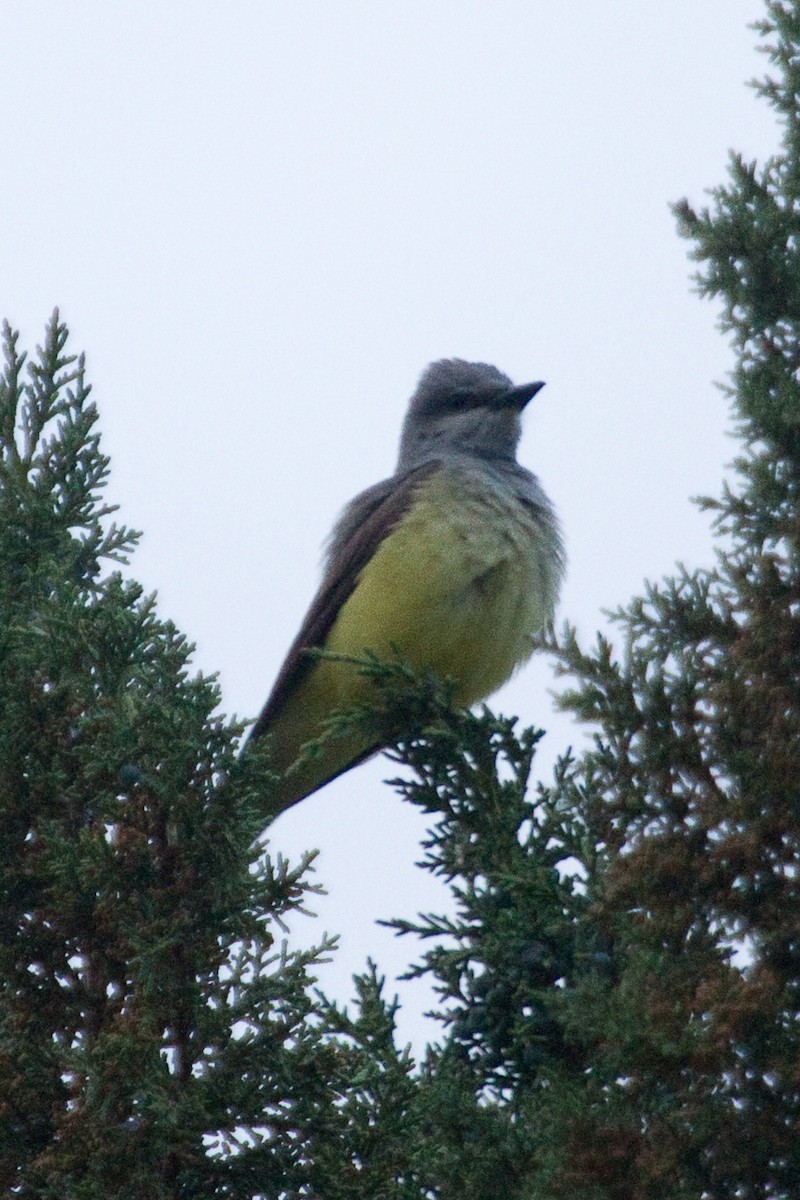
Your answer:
(0, 312), (346, 1198)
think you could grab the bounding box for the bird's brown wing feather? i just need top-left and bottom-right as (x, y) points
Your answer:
(248, 459), (441, 743)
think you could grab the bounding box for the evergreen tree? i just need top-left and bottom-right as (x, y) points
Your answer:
(0, 312), (349, 1197)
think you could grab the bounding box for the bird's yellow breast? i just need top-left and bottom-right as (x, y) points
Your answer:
(262, 463), (560, 809)
(324, 466), (553, 705)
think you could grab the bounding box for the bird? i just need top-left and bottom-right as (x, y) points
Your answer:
(248, 358), (564, 816)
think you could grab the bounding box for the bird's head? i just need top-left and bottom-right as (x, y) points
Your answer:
(397, 358), (544, 469)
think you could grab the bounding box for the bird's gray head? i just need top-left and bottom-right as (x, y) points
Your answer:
(397, 358), (544, 471)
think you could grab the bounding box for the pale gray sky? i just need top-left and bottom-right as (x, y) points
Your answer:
(2, 2), (778, 1050)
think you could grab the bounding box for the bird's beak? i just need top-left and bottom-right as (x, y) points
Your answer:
(501, 380), (545, 411)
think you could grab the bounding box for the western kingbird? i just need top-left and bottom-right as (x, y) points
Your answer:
(249, 358), (564, 815)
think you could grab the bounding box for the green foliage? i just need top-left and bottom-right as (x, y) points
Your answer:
(0, 313), (345, 1197)
(517, 3), (800, 1191)
(309, 965), (426, 1199)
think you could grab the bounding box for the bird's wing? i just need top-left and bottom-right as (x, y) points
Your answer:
(248, 459), (441, 742)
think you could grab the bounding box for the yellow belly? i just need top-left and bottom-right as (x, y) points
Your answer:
(325, 469), (549, 703)
(265, 467), (558, 807)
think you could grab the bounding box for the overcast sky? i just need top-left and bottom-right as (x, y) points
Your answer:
(2, 2), (780, 1050)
